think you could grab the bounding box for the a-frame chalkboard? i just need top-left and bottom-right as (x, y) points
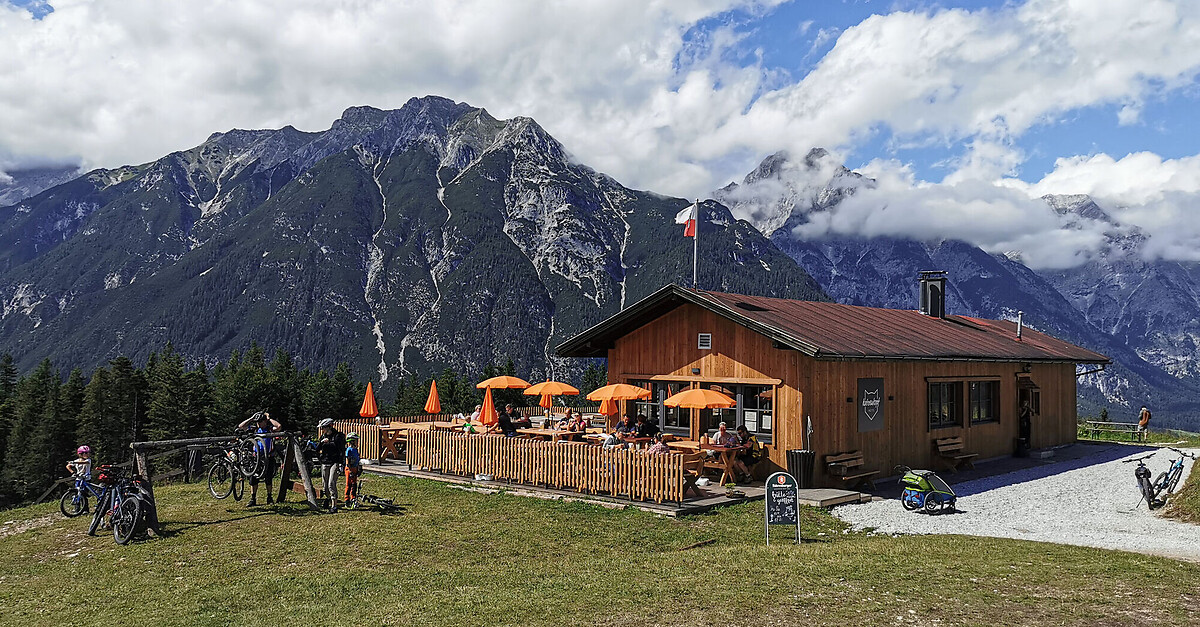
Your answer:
(764, 471), (800, 545)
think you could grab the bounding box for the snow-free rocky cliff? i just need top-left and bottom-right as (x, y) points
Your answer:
(0, 96), (825, 396)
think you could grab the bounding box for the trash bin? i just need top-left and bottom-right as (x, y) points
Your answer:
(787, 449), (816, 489)
(1013, 437), (1030, 458)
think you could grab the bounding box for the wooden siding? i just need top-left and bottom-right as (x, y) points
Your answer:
(606, 302), (1081, 486)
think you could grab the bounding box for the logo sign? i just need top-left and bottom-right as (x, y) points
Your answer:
(764, 471), (800, 545)
(857, 378), (884, 433)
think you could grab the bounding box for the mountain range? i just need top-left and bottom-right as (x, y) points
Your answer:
(1, 96), (1196, 429)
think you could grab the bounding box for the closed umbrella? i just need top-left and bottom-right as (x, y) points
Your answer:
(360, 382), (379, 419)
(480, 387), (499, 426)
(424, 380), (441, 414)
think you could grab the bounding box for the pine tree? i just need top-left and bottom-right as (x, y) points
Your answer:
(1, 360), (60, 499)
(302, 369), (337, 430)
(0, 353), (17, 462)
(332, 363), (359, 421)
(146, 343), (187, 441)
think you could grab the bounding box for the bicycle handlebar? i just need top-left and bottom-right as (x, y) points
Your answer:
(1167, 447), (1197, 459)
(1121, 453), (1156, 463)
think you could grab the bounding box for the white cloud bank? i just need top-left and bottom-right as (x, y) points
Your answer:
(2, 0), (1200, 267)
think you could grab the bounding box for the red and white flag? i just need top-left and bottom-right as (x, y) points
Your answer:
(674, 202), (697, 237)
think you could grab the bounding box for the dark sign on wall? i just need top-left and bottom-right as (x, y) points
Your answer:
(857, 377), (885, 433)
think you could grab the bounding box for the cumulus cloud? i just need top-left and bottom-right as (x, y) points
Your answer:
(2, 0), (1200, 267)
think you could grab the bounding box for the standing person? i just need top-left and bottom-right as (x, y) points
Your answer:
(344, 433), (363, 507)
(238, 411), (281, 506)
(1137, 406), (1152, 442)
(316, 418), (346, 513)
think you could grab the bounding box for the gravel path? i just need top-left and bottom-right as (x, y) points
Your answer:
(835, 444), (1200, 561)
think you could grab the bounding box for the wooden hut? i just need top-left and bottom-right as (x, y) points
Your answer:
(557, 280), (1109, 486)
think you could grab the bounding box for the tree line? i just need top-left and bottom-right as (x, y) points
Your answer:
(0, 345), (607, 508)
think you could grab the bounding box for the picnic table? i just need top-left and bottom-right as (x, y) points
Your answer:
(380, 427), (407, 460)
(700, 443), (750, 486)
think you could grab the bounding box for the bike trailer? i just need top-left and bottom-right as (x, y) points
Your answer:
(896, 466), (957, 514)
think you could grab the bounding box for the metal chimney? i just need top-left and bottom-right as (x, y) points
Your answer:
(1016, 311), (1023, 341)
(918, 271), (947, 318)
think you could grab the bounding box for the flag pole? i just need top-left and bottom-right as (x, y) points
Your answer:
(692, 199), (699, 290)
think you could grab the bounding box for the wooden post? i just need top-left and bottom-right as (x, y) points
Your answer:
(288, 436), (320, 509)
(276, 438), (296, 504)
(133, 446), (161, 534)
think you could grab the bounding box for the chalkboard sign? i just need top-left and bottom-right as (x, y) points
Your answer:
(764, 472), (800, 545)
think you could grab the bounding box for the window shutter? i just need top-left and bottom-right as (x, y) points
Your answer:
(698, 333), (712, 350)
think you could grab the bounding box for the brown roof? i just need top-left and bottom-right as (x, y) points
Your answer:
(556, 284), (1110, 363)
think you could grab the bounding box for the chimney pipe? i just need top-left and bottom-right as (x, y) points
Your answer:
(918, 270), (947, 318)
(1016, 311), (1023, 341)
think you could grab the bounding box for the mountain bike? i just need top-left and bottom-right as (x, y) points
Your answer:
(60, 475), (105, 518)
(345, 475), (402, 514)
(86, 466), (141, 543)
(1123, 452), (1163, 509)
(207, 442), (246, 501)
(1152, 447), (1197, 502)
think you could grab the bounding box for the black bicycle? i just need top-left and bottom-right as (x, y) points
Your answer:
(206, 442), (246, 501)
(345, 475), (402, 514)
(1123, 452), (1165, 509)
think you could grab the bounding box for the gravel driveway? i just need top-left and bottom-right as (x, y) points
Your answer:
(835, 444), (1200, 561)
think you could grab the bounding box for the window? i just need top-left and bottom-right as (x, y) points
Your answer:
(969, 381), (999, 424)
(928, 382), (960, 429)
(704, 383), (773, 444)
(630, 380), (689, 434)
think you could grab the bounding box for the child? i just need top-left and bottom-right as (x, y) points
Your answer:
(344, 432), (363, 506)
(66, 445), (92, 479)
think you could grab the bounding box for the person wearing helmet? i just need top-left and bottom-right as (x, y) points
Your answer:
(66, 445), (92, 480)
(237, 411), (282, 506)
(344, 432), (363, 507)
(316, 418), (346, 512)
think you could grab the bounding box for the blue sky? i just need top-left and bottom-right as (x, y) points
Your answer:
(3, 0), (1200, 267)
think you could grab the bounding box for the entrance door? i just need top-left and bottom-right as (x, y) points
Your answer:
(1017, 378), (1040, 446)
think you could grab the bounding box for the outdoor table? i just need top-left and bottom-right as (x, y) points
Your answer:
(666, 440), (700, 451)
(380, 427), (406, 460)
(516, 428), (583, 442)
(700, 443), (750, 485)
(430, 421), (460, 432)
(620, 435), (653, 449)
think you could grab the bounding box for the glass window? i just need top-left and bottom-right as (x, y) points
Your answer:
(629, 380), (688, 434)
(701, 383), (773, 444)
(969, 381), (999, 424)
(928, 382), (960, 429)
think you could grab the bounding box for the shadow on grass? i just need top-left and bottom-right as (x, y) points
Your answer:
(150, 510), (274, 539)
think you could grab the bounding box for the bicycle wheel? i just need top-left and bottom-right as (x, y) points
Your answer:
(1167, 467), (1184, 494)
(237, 440), (262, 478)
(60, 487), (87, 518)
(232, 473), (245, 501)
(208, 462), (233, 499)
(87, 491), (110, 536)
(112, 497), (142, 545)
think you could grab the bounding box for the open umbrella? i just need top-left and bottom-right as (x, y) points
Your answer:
(476, 375), (532, 389)
(663, 388), (736, 409)
(424, 380), (441, 414)
(360, 382), (379, 419)
(524, 381), (580, 421)
(479, 387), (499, 426)
(587, 383), (651, 430)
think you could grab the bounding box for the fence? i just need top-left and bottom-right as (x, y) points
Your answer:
(378, 405), (602, 425)
(407, 428), (685, 503)
(332, 421), (382, 462)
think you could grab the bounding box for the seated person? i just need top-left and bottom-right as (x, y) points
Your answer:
(506, 404), (532, 430)
(558, 408), (587, 432)
(710, 421), (738, 447)
(733, 425), (762, 481)
(469, 404), (483, 422)
(489, 405), (518, 436)
(614, 413), (638, 436)
(635, 414), (659, 438)
(600, 432), (625, 450)
(645, 432), (671, 455)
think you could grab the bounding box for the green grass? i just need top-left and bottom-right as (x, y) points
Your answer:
(1076, 424), (1200, 447)
(3, 475), (1199, 626)
(1165, 459), (1200, 525)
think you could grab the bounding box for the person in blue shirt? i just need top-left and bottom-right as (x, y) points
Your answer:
(344, 432), (363, 506)
(238, 411), (281, 506)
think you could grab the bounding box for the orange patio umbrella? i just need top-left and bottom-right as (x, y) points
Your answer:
(424, 380), (441, 414)
(524, 381), (580, 417)
(479, 387), (499, 426)
(587, 383), (651, 429)
(663, 388), (736, 409)
(476, 375), (532, 389)
(359, 382), (379, 418)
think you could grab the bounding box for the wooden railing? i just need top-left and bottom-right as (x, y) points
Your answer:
(407, 428), (685, 503)
(333, 421), (382, 462)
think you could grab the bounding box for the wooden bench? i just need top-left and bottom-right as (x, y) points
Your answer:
(1083, 420), (1142, 441)
(934, 436), (979, 472)
(681, 452), (707, 498)
(825, 450), (879, 490)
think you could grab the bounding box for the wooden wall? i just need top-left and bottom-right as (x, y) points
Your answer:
(606, 303), (1081, 486)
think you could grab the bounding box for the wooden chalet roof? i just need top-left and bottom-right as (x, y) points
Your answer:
(556, 284), (1110, 364)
